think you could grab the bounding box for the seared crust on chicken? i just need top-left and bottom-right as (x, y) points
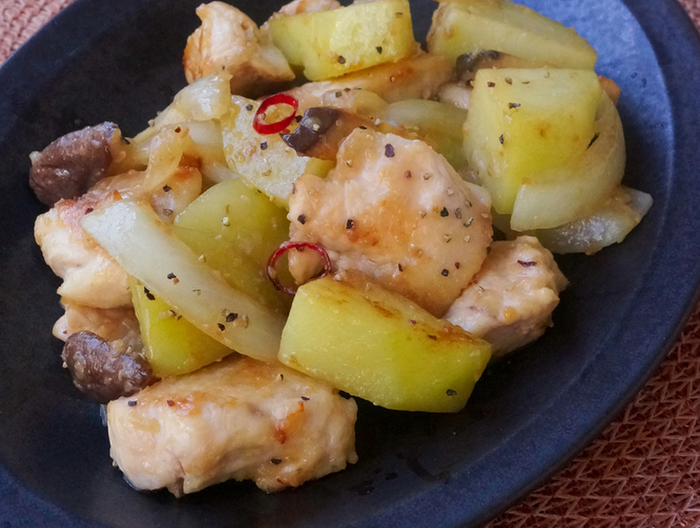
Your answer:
(288, 129), (492, 316)
(445, 236), (567, 356)
(108, 355), (358, 496)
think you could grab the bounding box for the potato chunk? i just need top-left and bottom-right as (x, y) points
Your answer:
(279, 276), (491, 412)
(131, 278), (232, 378)
(267, 0), (417, 81)
(427, 0), (597, 69)
(173, 179), (292, 314)
(108, 355), (358, 496)
(464, 68), (602, 214)
(184, 2), (294, 97)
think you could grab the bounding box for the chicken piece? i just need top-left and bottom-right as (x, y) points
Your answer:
(288, 128), (492, 317)
(29, 122), (130, 206)
(184, 2), (294, 97)
(108, 355), (358, 496)
(35, 155), (202, 310)
(445, 236), (567, 357)
(287, 53), (453, 113)
(262, 0), (340, 28)
(35, 194), (132, 309)
(53, 303), (141, 345)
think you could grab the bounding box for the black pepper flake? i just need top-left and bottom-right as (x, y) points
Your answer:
(408, 319), (416, 325)
(167, 273), (178, 282)
(162, 208), (173, 216)
(508, 102), (521, 109)
(163, 184), (172, 192)
(522, 81), (531, 85)
(174, 126), (182, 133)
(295, 115), (303, 123)
(440, 207), (449, 217)
(301, 396), (310, 401)
(337, 55), (346, 64)
(226, 312), (239, 322)
(428, 334), (438, 340)
(297, 214), (307, 225)
(346, 219), (355, 229)
(455, 262), (461, 269)
(588, 134), (599, 148)
(441, 269), (449, 277)
(271, 458), (282, 465)
(217, 323), (226, 331)
(446, 389), (457, 396)
(384, 144), (395, 157)
(245, 104), (254, 112)
(404, 170), (412, 179)
(128, 400), (137, 407)
(260, 141), (268, 150)
(376, 46), (383, 54)
(144, 287), (156, 301)
(505, 77), (513, 85)
(85, 207), (94, 214)
(398, 263), (403, 272)
(167, 400), (175, 407)
(518, 260), (537, 267)
(499, 134), (504, 145)
(455, 208), (462, 219)
(487, 81), (495, 87)
(359, 125), (367, 130)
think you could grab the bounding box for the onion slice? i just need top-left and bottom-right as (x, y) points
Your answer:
(81, 200), (285, 364)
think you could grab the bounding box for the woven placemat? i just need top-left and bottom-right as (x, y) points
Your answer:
(2, 1), (699, 526)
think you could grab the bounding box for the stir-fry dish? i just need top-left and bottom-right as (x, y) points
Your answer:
(31, 0), (652, 496)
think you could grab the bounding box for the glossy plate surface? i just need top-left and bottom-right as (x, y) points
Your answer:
(1, 1), (699, 527)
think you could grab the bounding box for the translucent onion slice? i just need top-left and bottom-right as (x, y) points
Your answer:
(81, 200), (285, 364)
(510, 93), (625, 231)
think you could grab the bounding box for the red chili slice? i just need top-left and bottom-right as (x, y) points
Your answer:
(253, 94), (299, 135)
(266, 241), (333, 295)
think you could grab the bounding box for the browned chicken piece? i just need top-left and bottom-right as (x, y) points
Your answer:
(288, 128), (492, 317)
(108, 355), (358, 496)
(287, 53), (453, 113)
(34, 160), (202, 310)
(34, 193), (132, 309)
(445, 236), (568, 357)
(53, 303), (141, 344)
(29, 122), (129, 206)
(184, 2), (294, 97)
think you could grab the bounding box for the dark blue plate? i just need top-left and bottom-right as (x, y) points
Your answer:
(1, 0), (699, 527)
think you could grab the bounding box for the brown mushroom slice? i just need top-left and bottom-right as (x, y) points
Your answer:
(29, 122), (129, 206)
(281, 106), (419, 161)
(62, 331), (152, 403)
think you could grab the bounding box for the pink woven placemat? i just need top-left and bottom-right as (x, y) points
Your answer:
(2, 0), (700, 526)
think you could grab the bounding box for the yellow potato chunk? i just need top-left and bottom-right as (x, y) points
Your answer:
(221, 95), (333, 206)
(173, 179), (292, 315)
(427, 0), (597, 69)
(267, 0), (417, 81)
(464, 68), (602, 214)
(131, 278), (232, 378)
(279, 276), (491, 413)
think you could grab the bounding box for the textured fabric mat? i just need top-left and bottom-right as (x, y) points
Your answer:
(1, 0), (699, 526)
